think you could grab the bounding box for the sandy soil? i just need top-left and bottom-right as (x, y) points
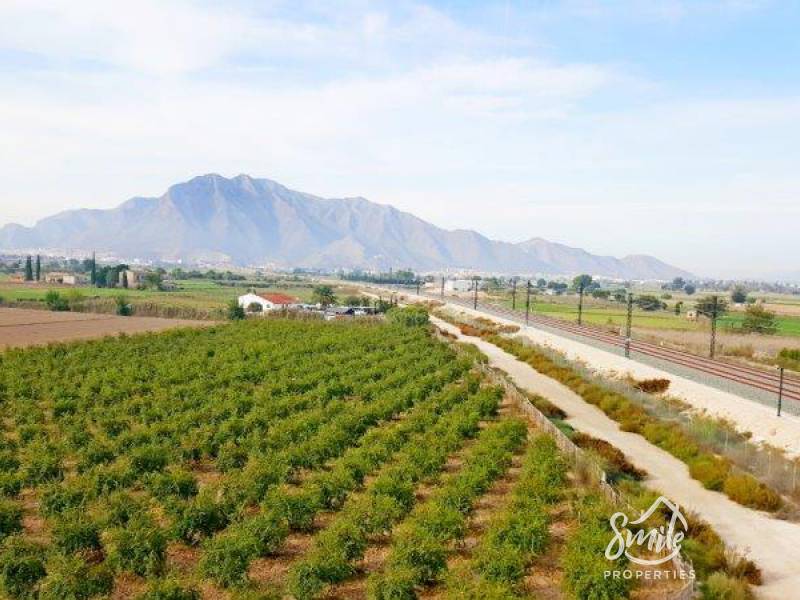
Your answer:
(433, 316), (800, 599)
(0, 307), (209, 349)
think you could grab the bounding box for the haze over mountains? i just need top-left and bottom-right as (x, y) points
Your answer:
(0, 174), (692, 279)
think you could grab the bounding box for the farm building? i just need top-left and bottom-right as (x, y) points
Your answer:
(44, 272), (86, 285)
(118, 270), (145, 288)
(238, 292), (299, 314)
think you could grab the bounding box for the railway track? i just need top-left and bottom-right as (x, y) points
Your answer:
(414, 289), (800, 405)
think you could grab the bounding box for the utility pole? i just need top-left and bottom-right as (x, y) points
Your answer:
(625, 293), (634, 358)
(777, 367), (785, 417)
(511, 278), (517, 311)
(709, 295), (719, 359)
(473, 277), (479, 310)
(577, 282), (585, 325)
(525, 280), (532, 325)
(440, 277), (445, 299)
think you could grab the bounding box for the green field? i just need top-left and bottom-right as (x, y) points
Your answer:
(485, 293), (800, 337)
(490, 294), (698, 331)
(0, 279), (320, 318)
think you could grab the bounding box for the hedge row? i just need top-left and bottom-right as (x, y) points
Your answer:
(445, 434), (566, 599)
(197, 376), (489, 587)
(285, 387), (506, 599)
(561, 494), (633, 600)
(368, 418), (528, 600)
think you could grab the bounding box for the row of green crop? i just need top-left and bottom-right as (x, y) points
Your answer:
(285, 387), (506, 599)
(367, 418), (528, 599)
(486, 334), (783, 512)
(196, 375), (489, 587)
(0, 320), (468, 598)
(444, 434), (566, 599)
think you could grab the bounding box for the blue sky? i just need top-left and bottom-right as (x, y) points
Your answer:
(0, 1), (798, 279)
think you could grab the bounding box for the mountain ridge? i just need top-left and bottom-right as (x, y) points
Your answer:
(0, 174), (693, 279)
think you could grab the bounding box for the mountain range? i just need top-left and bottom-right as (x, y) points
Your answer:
(0, 174), (693, 279)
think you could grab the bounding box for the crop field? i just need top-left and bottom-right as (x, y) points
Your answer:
(0, 308), (206, 350)
(0, 316), (703, 599)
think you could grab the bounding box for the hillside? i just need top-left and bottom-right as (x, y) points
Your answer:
(0, 174), (693, 279)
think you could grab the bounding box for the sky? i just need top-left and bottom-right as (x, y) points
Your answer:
(0, 0), (798, 280)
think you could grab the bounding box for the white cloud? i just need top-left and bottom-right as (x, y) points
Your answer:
(0, 0), (796, 277)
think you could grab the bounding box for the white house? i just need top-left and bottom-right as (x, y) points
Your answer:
(444, 279), (475, 292)
(238, 292), (299, 314)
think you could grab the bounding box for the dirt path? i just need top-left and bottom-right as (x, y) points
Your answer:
(431, 316), (800, 600)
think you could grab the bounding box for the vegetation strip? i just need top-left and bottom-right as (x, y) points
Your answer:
(483, 331), (783, 512)
(443, 433), (566, 599)
(196, 374), (487, 587)
(367, 418), (528, 600)
(285, 386), (506, 599)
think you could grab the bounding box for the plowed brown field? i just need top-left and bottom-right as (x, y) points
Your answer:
(0, 307), (208, 349)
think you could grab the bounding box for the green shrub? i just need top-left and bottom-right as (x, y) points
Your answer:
(44, 290), (70, 312)
(315, 518), (367, 562)
(444, 570), (517, 600)
(701, 573), (752, 600)
(263, 487), (320, 532)
(174, 493), (230, 544)
(0, 473), (22, 498)
(386, 306), (430, 327)
(0, 536), (47, 599)
(689, 455), (731, 491)
(105, 515), (167, 577)
(145, 469), (198, 500)
(52, 511), (102, 553)
(23, 447), (64, 484)
(390, 529), (447, 585)
(242, 510), (289, 556)
(199, 529), (257, 588)
(723, 474), (782, 511)
(135, 578), (201, 600)
(561, 498), (631, 600)
(472, 544), (526, 585)
(130, 445), (169, 475)
(104, 491), (148, 527)
(0, 500), (23, 542)
(38, 554), (113, 599)
(367, 566), (416, 600)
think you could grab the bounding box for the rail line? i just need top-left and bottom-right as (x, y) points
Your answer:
(412, 289), (800, 405)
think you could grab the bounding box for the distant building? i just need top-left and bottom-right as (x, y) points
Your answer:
(119, 270), (145, 288)
(62, 274), (87, 286)
(43, 272), (87, 285)
(238, 292), (299, 314)
(324, 306), (376, 320)
(444, 279), (474, 292)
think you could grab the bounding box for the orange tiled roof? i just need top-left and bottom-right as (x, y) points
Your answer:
(258, 293), (298, 305)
